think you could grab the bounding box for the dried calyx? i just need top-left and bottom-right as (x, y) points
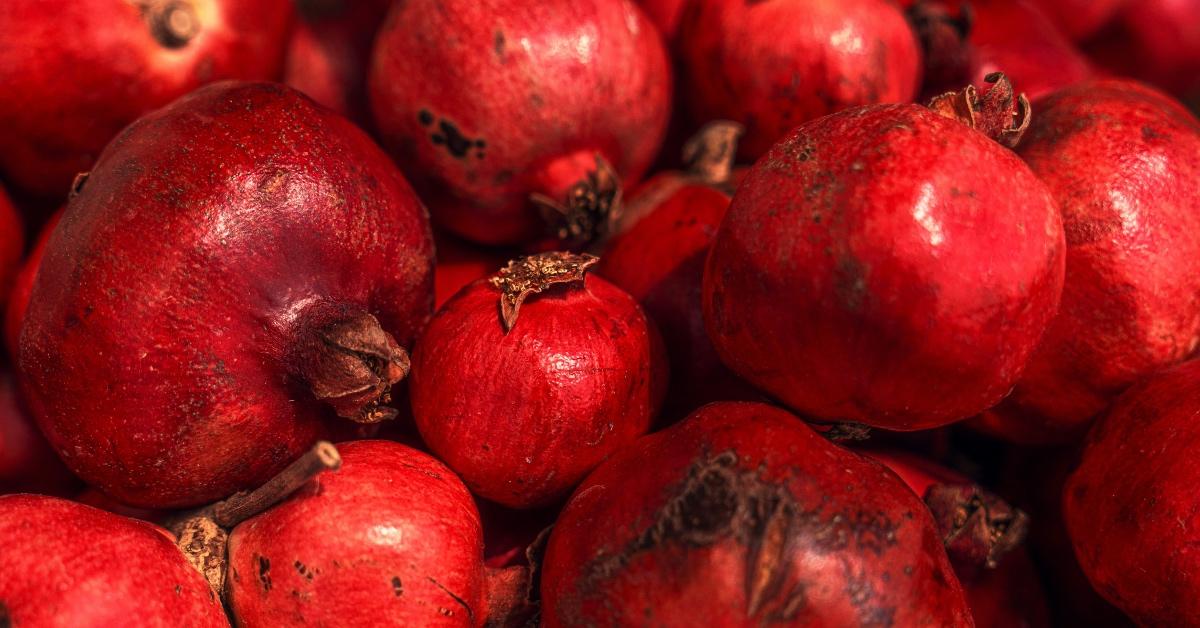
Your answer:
(533, 156), (622, 249)
(923, 482), (1029, 572)
(928, 72), (1032, 148)
(682, 121), (745, 188)
(490, 252), (599, 332)
(139, 0), (200, 48)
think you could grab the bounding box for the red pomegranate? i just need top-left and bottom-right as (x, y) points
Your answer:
(0, 371), (77, 496)
(0, 494), (227, 627)
(703, 75), (1065, 430)
(676, 0), (921, 160)
(1064, 358), (1200, 625)
(1086, 0), (1200, 108)
(1030, 0), (1126, 41)
(0, 0), (293, 199)
(19, 81), (435, 509)
(0, 186), (23, 315)
(4, 208), (59, 359)
(541, 401), (973, 626)
(411, 252), (667, 509)
(284, 0), (391, 124)
(434, 233), (511, 308)
(978, 79), (1200, 444)
(369, 0), (671, 246)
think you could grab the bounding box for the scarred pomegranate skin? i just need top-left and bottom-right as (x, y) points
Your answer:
(4, 208), (60, 360)
(369, 0), (671, 245)
(19, 82), (434, 509)
(1064, 359), (1200, 625)
(1030, 0), (1126, 41)
(703, 100), (1065, 430)
(0, 0), (293, 199)
(677, 0), (921, 160)
(284, 0), (391, 124)
(227, 440), (484, 627)
(0, 494), (228, 627)
(978, 80), (1200, 443)
(541, 401), (973, 626)
(411, 253), (667, 509)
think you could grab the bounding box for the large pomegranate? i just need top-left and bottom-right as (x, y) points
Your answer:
(19, 81), (434, 509)
(369, 0), (671, 246)
(0, 0), (293, 199)
(703, 76), (1065, 430)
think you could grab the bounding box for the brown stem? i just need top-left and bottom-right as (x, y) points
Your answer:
(490, 252), (599, 332)
(682, 121), (745, 188)
(143, 0), (199, 48)
(923, 482), (1029, 571)
(927, 72), (1032, 148)
(532, 155), (623, 249)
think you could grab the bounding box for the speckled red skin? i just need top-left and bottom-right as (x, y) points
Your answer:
(541, 402), (973, 626)
(226, 440), (484, 627)
(977, 80), (1200, 444)
(965, 0), (1094, 101)
(1086, 0), (1200, 107)
(411, 274), (667, 509)
(703, 104), (1065, 430)
(0, 187), (23, 316)
(0, 0), (293, 199)
(0, 372), (78, 496)
(676, 0), (921, 161)
(1064, 359), (1200, 625)
(4, 208), (59, 360)
(434, 234), (512, 309)
(1030, 0), (1126, 41)
(0, 494), (228, 627)
(369, 0), (671, 245)
(19, 82), (435, 509)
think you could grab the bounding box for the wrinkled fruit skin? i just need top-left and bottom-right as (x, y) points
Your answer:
(227, 440), (484, 627)
(369, 0), (671, 245)
(677, 0), (920, 160)
(1087, 0), (1200, 107)
(541, 402), (973, 626)
(411, 273), (666, 509)
(703, 104), (1065, 430)
(0, 372), (77, 495)
(1065, 359), (1200, 625)
(0, 494), (227, 627)
(965, 0), (1094, 101)
(5, 208), (60, 360)
(20, 82), (434, 509)
(0, 0), (293, 199)
(979, 80), (1200, 444)
(1030, 0), (1126, 41)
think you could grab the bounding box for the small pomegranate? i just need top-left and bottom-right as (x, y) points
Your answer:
(369, 0), (671, 246)
(1086, 0), (1200, 108)
(4, 207), (60, 359)
(1064, 358), (1200, 625)
(703, 75), (1065, 430)
(541, 401), (973, 626)
(0, 371), (77, 496)
(677, 0), (921, 160)
(0, 0), (293, 199)
(1030, 0), (1126, 41)
(978, 79), (1200, 444)
(19, 81), (434, 509)
(0, 186), (23, 314)
(411, 251), (667, 509)
(0, 494), (227, 627)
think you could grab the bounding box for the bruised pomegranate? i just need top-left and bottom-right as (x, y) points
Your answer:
(703, 76), (1065, 430)
(4, 208), (59, 359)
(227, 440), (485, 626)
(1030, 0), (1126, 41)
(284, 0), (391, 124)
(369, 0), (671, 246)
(1064, 359), (1200, 625)
(0, 371), (77, 496)
(19, 82), (434, 509)
(1086, 0), (1200, 108)
(541, 401), (973, 626)
(0, 186), (23, 315)
(411, 252), (666, 509)
(0, 0), (293, 199)
(978, 79), (1200, 444)
(677, 0), (921, 160)
(0, 494), (227, 626)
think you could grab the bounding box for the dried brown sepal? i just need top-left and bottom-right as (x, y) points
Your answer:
(927, 72), (1032, 148)
(923, 482), (1030, 571)
(532, 155), (622, 249)
(682, 120), (745, 187)
(490, 252), (599, 332)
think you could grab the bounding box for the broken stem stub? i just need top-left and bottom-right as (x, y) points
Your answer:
(923, 482), (1029, 572)
(490, 251), (598, 332)
(682, 120), (745, 188)
(532, 155), (622, 249)
(927, 72), (1032, 148)
(142, 0), (200, 48)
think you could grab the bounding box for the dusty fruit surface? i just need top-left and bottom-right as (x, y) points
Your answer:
(19, 81), (434, 509)
(541, 401), (973, 626)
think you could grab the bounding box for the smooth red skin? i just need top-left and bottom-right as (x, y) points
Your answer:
(0, 372), (78, 496)
(542, 402), (972, 626)
(4, 208), (60, 360)
(0, 187), (23, 315)
(977, 80), (1200, 444)
(411, 275), (667, 509)
(965, 0), (1094, 101)
(369, 0), (672, 245)
(0, 494), (227, 627)
(227, 440), (484, 627)
(434, 234), (511, 308)
(677, 0), (921, 161)
(19, 82), (435, 509)
(0, 0), (293, 199)
(703, 104), (1065, 430)
(1064, 359), (1200, 624)
(1030, 0), (1126, 41)
(1087, 0), (1200, 106)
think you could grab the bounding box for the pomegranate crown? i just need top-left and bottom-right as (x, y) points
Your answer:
(490, 251), (599, 332)
(928, 73), (1032, 148)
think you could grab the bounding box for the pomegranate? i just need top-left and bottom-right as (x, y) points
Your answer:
(19, 81), (435, 509)
(0, 494), (227, 627)
(676, 0), (921, 160)
(4, 207), (60, 359)
(703, 75), (1065, 430)
(284, 0), (391, 124)
(1086, 0), (1200, 108)
(0, 371), (77, 496)
(226, 440), (485, 627)
(411, 251), (667, 509)
(1064, 358), (1200, 625)
(978, 79), (1200, 444)
(434, 233), (511, 309)
(1030, 0), (1126, 41)
(541, 401), (973, 626)
(0, 0), (293, 199)
(369, 0), (672, 246)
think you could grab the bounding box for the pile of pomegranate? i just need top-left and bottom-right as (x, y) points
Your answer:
(1, 1), (1198, 625)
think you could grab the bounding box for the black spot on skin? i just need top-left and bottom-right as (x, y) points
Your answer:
(392, 576), (403, 597)
(418, 110), (434, 126)
(1142, 125), (1163, 141)
(294, 560), (314, 580)
(174, 585), (183, 595)
(494, 31), (506, 60)
(258, 556), (272, 592)
(435, 120), (475, 158)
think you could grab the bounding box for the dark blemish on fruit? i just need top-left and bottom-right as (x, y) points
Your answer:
(494, 170), (515, 185)
(174, 584), (183, 595)
(531, 93), (545, 108)
(294, 560), (314, 580)
(494, 31), (507, 60)
(418, 110), (434, 126)
(392, 576), (403, 596)
(2, 601), (12, 628)
(430, 120), (478, 159)
(428, 577), (475, 622)
(1142, 125), (1163, 141)
(258, 555), (272, 592)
